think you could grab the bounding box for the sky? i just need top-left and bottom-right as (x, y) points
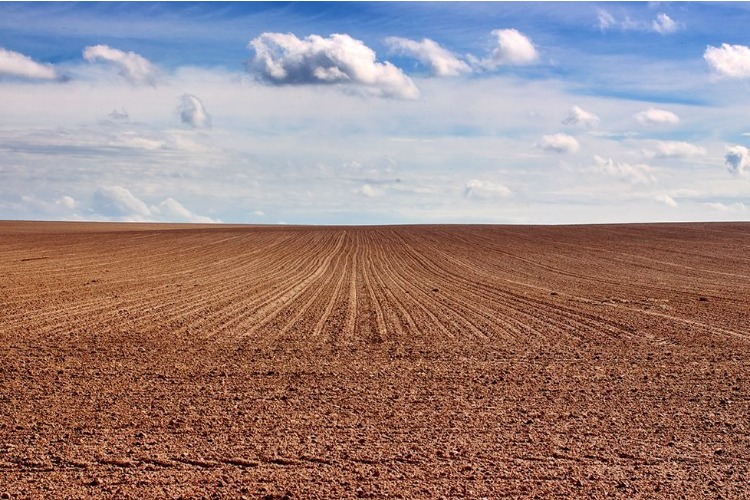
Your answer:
(1, 1), (750, 225)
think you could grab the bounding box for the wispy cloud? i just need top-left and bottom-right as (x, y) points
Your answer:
(562, 106), (600, 128)
(464, 179), (512, 199)
(590, 156), (656, 185)
(646, 141), (706, 159)
(705, 201), (747, 212)
(651, 13), (679, 35)
(654, 194), (677, 207)
(385, 37), (469, 77)
(83, 44), (160, 86)
(598, 10), (681, 35)
(247, 32), (419, 99)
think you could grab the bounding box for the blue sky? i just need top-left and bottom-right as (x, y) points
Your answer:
(1, 1), (749, 224)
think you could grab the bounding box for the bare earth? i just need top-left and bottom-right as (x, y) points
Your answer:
(1, 221), (748, 498)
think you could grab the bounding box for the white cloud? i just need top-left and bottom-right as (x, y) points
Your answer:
(153, 197), (218, 223)
(0, 47), (59, 80)
(591, 156), (656, 184)
(652, 13), (678, 35)
(83, 44), (160, 86)
(705, 201), (747, 212)
(562, 106), (600, 128)
(93, 185), (218, 222)
(385, 37), (470, 77)
(597, 10), (616, 31)
(94, 185), (151, 218)
(248, 32), (419, 99)
(725, 145), (750, 176)
(483, 29), (539, 68)
(19, 194), (79, 218)
(464, 179), (512, 199)
(177, 94), (211, 129)
(634, 108), (680, 126)
(357, 184), (382, 197)
(598, 10), (680, 34)
(537, 133), (580, 154)
(59, 195), (77, 210)
(655, 194), (677, 207)
(704, 43), (750, 79)
(648, 141), (706, 159)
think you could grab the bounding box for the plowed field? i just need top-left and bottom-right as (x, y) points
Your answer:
(1, 221), (749, 498)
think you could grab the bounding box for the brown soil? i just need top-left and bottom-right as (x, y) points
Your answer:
(1, 221), (748, 498)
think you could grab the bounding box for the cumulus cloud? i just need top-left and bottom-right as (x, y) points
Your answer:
(0, 47), (60, 80)
(482, 29), (539, 68)
(655, 194), (677, 207)
(652, 13), (678, 34)
(464, 179), (512, 199)
(177, 94), (211, 129)
(19, 194), (79, 218)
(634, 108), (680, 126)
(59, 195), (77, 210)
(537, 133), (580, 154)
(648, 141), (706, 159)
(94, 186), (218, 222)
(83, 45), (160, 86)
(591, 156), (656, 184)
(562, 106), (600, 128)
(153, 198), (218, 223)
(704, 44), (750, 79)
(247, 32), (419, 99)
(725, 145), (750, 176)
(94, 186), (151, 218)
(385, 37), (470, 77)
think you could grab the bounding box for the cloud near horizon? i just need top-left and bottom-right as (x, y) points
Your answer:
(248, 32), (419, 99)
(94, 186), (219, 223)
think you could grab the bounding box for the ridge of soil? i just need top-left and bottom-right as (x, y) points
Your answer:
(1, 222), (748, 498)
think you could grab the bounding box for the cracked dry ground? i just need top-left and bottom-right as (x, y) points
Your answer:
(1, 222), (749, 498)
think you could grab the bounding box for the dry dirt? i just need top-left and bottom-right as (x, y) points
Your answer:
(1, 221), (749, 498)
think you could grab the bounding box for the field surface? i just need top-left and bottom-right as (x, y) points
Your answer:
(1, 221), (749, 498)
